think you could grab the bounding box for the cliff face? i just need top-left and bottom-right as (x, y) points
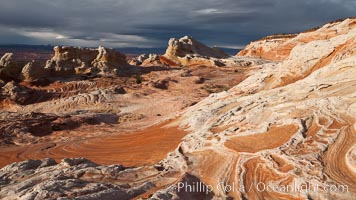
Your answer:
(237, 17), (356, 61)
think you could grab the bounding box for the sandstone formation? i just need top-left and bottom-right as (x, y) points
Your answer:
(129, 53), (162, 66)
(162, 36), (265, 67)
(0, 55), (50, 83)
(174, 17), (356, 199)
(0, 46), (128, 84)
(46, 46), (127, 77)
(45, 46), (97, 76)
(0, 45), (252, 154)
(0, 18), (355, 200)
(0, 53), (24, 81)
(0, 111), (119, 146)
(0, 158), (151, 199)
(165, 36), (228, 59)
(0, 157), (217, 200)
(238, 17), (356, 61)
(1, 81), (36, 104)
(19, 60), (50, 82)
(91, 46), (128, 75)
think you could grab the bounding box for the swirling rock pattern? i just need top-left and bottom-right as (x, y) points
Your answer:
(237, 17), (356, 61)
(0, 18), (355, 199)
(175, 17), (356, 199)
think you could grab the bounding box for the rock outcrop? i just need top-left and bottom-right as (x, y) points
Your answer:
(162, 36), (266, 67)
(129, 53), (162, 66)
(45, 46), (127, 77)
(1, 81), (35, 104)
(0, 111), (119, 145)
(45, 46), (98, 76)
(165, 36), (228, 59)
(175, 17), (356, 199)
(19, 60), (50, 82)
(0, 46), (128, 83)
(91, 46), (127, 75)
(0, 54), (50, 83)
(0, 53), (24, 81)
(0, 158), (153, 199)
(0, 17), (355, 200)
(238, 17), (356, 61)
(162, 36), (229, 66)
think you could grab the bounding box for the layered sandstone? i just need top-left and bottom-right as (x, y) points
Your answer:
(0, 158), (156, 199)
(130, 54), (162, 66)
(19, 61), (50, 82)
(162, 36), (264, 67)
(164, 36), (228, 60)
(0, 46), (128, 84)
(46, 46), (127, 76)
(0, 53), (24, 81)
(0, 18), (355, 200)
(45, 46), (98, 76)
(238, 17), (356, 61)
(174, 17), (356, 199)
(129, 53), (162, 66)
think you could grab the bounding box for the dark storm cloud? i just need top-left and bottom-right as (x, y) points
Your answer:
(0, 0), (354, 48)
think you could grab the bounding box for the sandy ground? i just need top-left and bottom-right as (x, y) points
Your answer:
(0, 120), (186, 168)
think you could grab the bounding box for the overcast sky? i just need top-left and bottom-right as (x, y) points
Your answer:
(0, 0), (354, 48)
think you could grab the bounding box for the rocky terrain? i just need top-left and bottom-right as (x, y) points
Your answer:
(0, 17), (355, 199)
(0, 35), (265, 160)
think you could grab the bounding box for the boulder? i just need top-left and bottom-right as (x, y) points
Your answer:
(0, 53), (23, 81)
(19, 60), (50, 82)
(91, 46), (127, 75)
(1, 81), (34, 104)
